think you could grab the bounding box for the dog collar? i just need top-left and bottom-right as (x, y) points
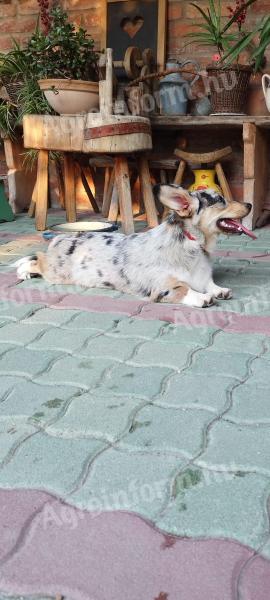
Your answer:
(183, 230), (197, 241)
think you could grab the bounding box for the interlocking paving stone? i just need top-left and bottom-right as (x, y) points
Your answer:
(102, 364), (171, 398)
(0, 347), (62, 379)
(190, 351), (251, 379)
(226, 384), (270, 424)
(35, 355), (114, 389)
(158, 323), (214, 345)
(157, 469), (270, 550)
(1, 492), (269, 600)
(46, 391), (141, 442)
(157, 373), (234, 413)
(249, 357), (270, 385)
(29, 328), (99, 353)
(0, 376), (79, 424)
(130, 341), (196, 370)
(109, 317), (166, 339)
(0, 322), (47, 346)
(208, 331), (264, 354)
(79, 335), (140, 361)
(24, 307), (81, 326)
(60, 311), (123, 330)
(198, 420), (270, 474)
(0, 431), (105, 495)
(118, 405), (212, 456)
(0, 301), (42, 322)
(0, 420), (36, 464)
(0, 489), (50, 562)
(69, 447), (184, 517)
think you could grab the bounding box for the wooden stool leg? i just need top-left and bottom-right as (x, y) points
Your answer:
(80, 166), (100, 213)
(138, 155), (158, 228)
(102, 167), (115, 217)
(28, 178), (37, 218)
(63, 153), (76, 223)
(215, 162), (234, 203)
(115, 156), (134, 235)
(174, 159), (186, 185)
(108, 182), (119, 222)
(35, 149), (49, 231)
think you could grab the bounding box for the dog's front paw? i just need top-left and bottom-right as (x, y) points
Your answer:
(208, 283), (232, 300)
(183, 290), (216, 308)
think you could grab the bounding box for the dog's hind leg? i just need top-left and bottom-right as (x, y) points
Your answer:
(154, 277), (215, 308)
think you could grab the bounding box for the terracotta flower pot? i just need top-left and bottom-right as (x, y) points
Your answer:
(206, 64), (252, 114)
(38, 79), (99, 115)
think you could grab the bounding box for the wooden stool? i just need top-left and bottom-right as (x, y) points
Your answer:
(23, 49), (158, 233)
(174, 146), (234, 201)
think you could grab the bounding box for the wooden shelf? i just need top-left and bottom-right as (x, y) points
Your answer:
(151, 115), (270, 129)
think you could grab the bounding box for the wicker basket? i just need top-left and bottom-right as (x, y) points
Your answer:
(206, 65), (252, 114)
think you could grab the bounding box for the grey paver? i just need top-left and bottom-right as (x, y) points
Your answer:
(69, 447), (185, 518)
(157, 469), (270, 550)
(198, 420), (270, 474)
(158, 373), (234, 413)
(35, 355), (114, 389)
(0, 431), (105, 496)
(102, 363), (172, 398)
(118, 405), (212, 456)
(46, 391), (141, 442)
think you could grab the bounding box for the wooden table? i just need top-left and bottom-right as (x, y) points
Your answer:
(151, 115), (270, 229)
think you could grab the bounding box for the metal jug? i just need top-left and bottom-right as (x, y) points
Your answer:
(159, 59), (200, 115)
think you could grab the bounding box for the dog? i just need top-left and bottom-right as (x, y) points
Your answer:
(15, 185), (254, 308)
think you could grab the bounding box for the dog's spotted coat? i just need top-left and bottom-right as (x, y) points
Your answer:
(16, 186), (251, 308)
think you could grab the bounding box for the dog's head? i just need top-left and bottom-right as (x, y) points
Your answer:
(154, 184), (255, 250)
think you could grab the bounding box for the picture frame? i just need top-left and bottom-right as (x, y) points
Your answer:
(100, 0), (167, 70)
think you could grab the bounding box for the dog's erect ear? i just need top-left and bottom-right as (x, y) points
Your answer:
(153, 184), (193, 217)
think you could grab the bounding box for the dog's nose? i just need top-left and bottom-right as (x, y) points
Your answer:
(244, 203), (252, 212)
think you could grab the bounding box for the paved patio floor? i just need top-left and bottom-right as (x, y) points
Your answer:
(1, 212), (270, 600)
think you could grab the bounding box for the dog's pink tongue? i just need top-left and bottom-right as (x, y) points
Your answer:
(222, 219), (257, 239)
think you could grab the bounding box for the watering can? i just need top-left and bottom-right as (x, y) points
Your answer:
(262, 74), (270, 112)
(159, 59), (200, 115)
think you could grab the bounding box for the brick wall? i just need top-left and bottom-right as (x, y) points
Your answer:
(167, 0), (270, 67)
(1, 0), (270, 63)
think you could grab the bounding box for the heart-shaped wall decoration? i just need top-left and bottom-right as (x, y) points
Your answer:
(121, 15), (144, 38)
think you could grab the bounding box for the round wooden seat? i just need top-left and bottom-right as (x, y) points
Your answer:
(84, 114), (152, 153)
(23, 114), (152, 154)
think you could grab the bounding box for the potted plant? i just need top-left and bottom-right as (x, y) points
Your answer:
(185, 0), (270, 114)
(27, 6), (100, 115)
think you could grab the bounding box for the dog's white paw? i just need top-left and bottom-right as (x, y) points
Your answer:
(15, 255), (38, 280)
(183, 290), (215, 308)
(208, 284), (232, 300)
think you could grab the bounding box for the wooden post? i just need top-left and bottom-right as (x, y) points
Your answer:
(100, 48), (113, 117)
(243, 122), (268, 229)
(115, 156), (134, 235)
(215, 162), (234, 203)
(138, 155), (158, 227)
(63, 153), (76, 223)
(35, 150), (49, 231)
(174, 160), (186, 185)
